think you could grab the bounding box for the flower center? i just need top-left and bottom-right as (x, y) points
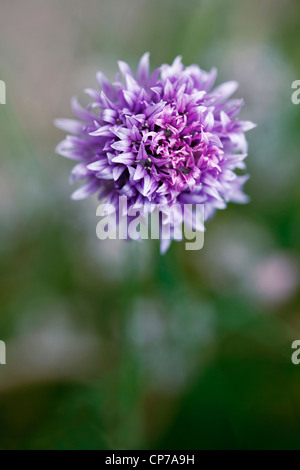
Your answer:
(134, 103), (203, 192)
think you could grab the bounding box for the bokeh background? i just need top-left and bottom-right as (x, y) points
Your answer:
(0, 0), (300, 450)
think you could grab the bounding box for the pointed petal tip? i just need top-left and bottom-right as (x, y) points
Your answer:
(246, 121), (257, 131)
(55, 142), (62, 155)
(141, 51), (150, 61)
(137, 52), (151, 83)
(160, 237), (171, 255)
(54, 118), (61, 129)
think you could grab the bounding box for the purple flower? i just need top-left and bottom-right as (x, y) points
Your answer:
(55, 53), (255, 252)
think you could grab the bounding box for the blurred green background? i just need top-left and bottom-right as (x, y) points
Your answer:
(0, 0), (300, 450)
